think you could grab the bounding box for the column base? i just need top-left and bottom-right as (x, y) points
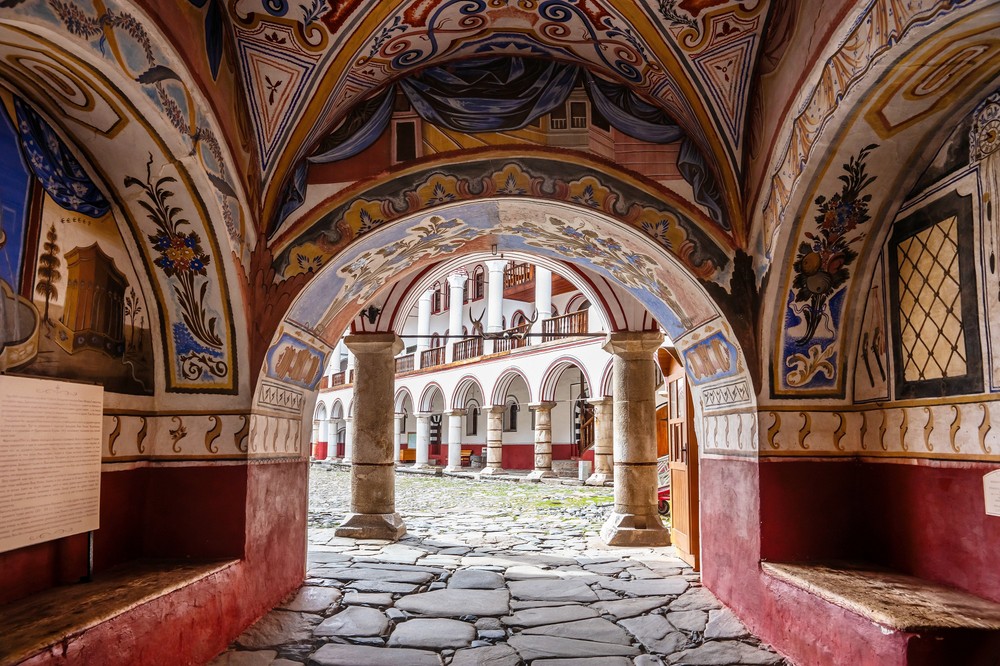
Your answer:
(335, 512), (407, 540)
(410, 462), (430, 470)
(585, 472), (613, 486)
(479, 466), (505, 476)
(526, 469), (557, 480)
(600, 511), (670, 547)
(444, 465), (464, 473)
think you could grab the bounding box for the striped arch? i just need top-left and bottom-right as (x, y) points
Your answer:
(599, 359), (614, 398)
(394, 387), (414, 413)
(491, 368), (532, 407)
(347, 400), (355, 418)
(330, 399), (344, 420)
(452, 375), (485, 410)
(539, 356), (593, 403)
(418, 382), (446, 412)
(314, 402), (328, 420)
(565, 294), (589, 313)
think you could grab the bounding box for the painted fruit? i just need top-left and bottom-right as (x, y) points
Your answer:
(800, 252), (822, 275)
(805, 271), (833, 295)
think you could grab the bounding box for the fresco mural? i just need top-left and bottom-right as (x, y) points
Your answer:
(0, 91), (154, 394)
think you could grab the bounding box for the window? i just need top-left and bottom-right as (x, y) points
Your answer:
(550, 304), (559, 318)
(443, 283), (451, 311)
(550, 102), (567, 130)
(570, 101), (587, 129)
(431, 333), (440, 348)
(503, 399), (519, 431)
(472, 266), (485, 300)
(432, 282), (443, 313)
(394, 121), (417, 162)
(466, 402), (480, 436)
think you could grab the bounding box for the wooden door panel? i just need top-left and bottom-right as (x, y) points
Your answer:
(664, 352), (699, 570)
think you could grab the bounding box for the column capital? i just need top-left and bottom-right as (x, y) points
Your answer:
(603, 331), (664, 357)
(588, 396), (614, 407)
(485, 405), (506, 415)
(528, 401), (557, 411)
(419, 289), (434, 302)
(415, 411), (433, 420)
(485, 259), (507, 273)
(447, 272), (468, 288)
(345, 332), (404, 355)
(444, 408), (467, 417)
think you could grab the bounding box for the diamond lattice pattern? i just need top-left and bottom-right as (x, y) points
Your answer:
(896, 216), (967, 382)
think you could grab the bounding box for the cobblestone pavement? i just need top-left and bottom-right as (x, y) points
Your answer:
(212, 466), (788, 666)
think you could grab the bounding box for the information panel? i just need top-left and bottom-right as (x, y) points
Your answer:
(0, 375), (103, 554)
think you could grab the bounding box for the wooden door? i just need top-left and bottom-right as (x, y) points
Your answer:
(664, 353), (699, 570)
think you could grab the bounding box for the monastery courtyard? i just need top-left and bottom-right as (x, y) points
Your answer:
(212, 466), (786, 666)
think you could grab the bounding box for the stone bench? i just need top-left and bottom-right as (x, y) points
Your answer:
(762, 561), (1000, 662)
(0, 559), (235, 664)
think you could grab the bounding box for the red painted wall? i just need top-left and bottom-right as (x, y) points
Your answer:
(18, 459), (307, 666)
(858, 459), (1000, 603)
(701, 456), (1000, 666)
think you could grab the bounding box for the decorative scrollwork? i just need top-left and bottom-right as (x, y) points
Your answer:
(180, 352), (229, 380)
(205, 415), (222, 454)
(108, 416), (121, 456)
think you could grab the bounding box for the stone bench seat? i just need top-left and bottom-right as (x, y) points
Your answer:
(762, 561), (1000, 632)
(0, 559), (235, 664)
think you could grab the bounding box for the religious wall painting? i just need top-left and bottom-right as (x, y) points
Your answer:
(888, 189), (982, 399)
(275, 156), (730, 287)
(853, 253), (890, 404)
(971, 89), (1000, 392)
(266, 332), (326, 390)
(681, 330), (739, 386)
(778, 144), (878, 393)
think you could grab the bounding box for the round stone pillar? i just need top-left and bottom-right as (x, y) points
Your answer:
(334, 333), (406, 541)
(527, 402), (557, 480)
(586, 396), (614, 486)
(479, 406), (505, 476)
(600, 331), (669, 546)
(445, 409), (465, 472)
(414, 413), (432, 469)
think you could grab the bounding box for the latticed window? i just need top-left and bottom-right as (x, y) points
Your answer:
(503, 399), (519, 432)
(472, 267), (485, 300)
(432, 283), (443, 313)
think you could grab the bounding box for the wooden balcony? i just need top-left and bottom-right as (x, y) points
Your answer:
(420, 346), (446, 368)
(395, 353), (415, 374)
(502, 262), (579, 301)
(330, 371), (346, 387)
(542, 310), (588, 342)
(452, 337), (483, 362)
(504, 262), (534, 289)
(493, 324), (531, 353)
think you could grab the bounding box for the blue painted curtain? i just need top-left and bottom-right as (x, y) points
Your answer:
(276, 57), (725, 229)
(13, 97), (109, 218)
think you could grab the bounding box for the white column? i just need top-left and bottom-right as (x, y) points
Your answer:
(485, 260), (506, 334)
(342, 417), (354, 463)
(332, 339), (345, 373)
(600, 331), (669, 547)
(445, 409), (465, 472)
(393, 413), (404, 463)
(335, 333), (406, 540)
(415, 290), (433, 369)
(446, 272), (468, 363)
(346, 349), (356, 383)
(533, 267), (552, 336)
(480, 406), (505, 476)
(311, 419), (321, 458)
(414, 412), (431, 469)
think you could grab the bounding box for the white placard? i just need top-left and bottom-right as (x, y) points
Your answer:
(986, 470), (1000, 517)
(0, 375), (103, 553)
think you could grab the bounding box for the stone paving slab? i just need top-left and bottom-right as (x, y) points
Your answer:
(213, 468), (788, 666)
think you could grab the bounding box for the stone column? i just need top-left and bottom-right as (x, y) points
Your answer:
(393, 413), (404, 464)
(446, 272), (468, 363)
(586, 397), (613, 486)
(527, 402), (557, 480)
(480, 406), (505, 476)
(533, 267), (552, 336)
(600, 331), (669, 546)
(445, 409), (465, 472)
(311, 419), (321, 458)
(414, 412), (432, 469)
(415, 289), (433, 369)
(335, 333), (406, 540)
(342, 417), (354, 463)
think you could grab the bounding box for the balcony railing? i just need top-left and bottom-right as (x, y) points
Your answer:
(330, 371), (346, 387)
(420, 345), (446, 368)
(503, 262), (534, 289)
(542, 310), (588, 342)
(452, 337), (482, 362)
(493, 323), (532, 353)
(395, 353), (415, 374)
